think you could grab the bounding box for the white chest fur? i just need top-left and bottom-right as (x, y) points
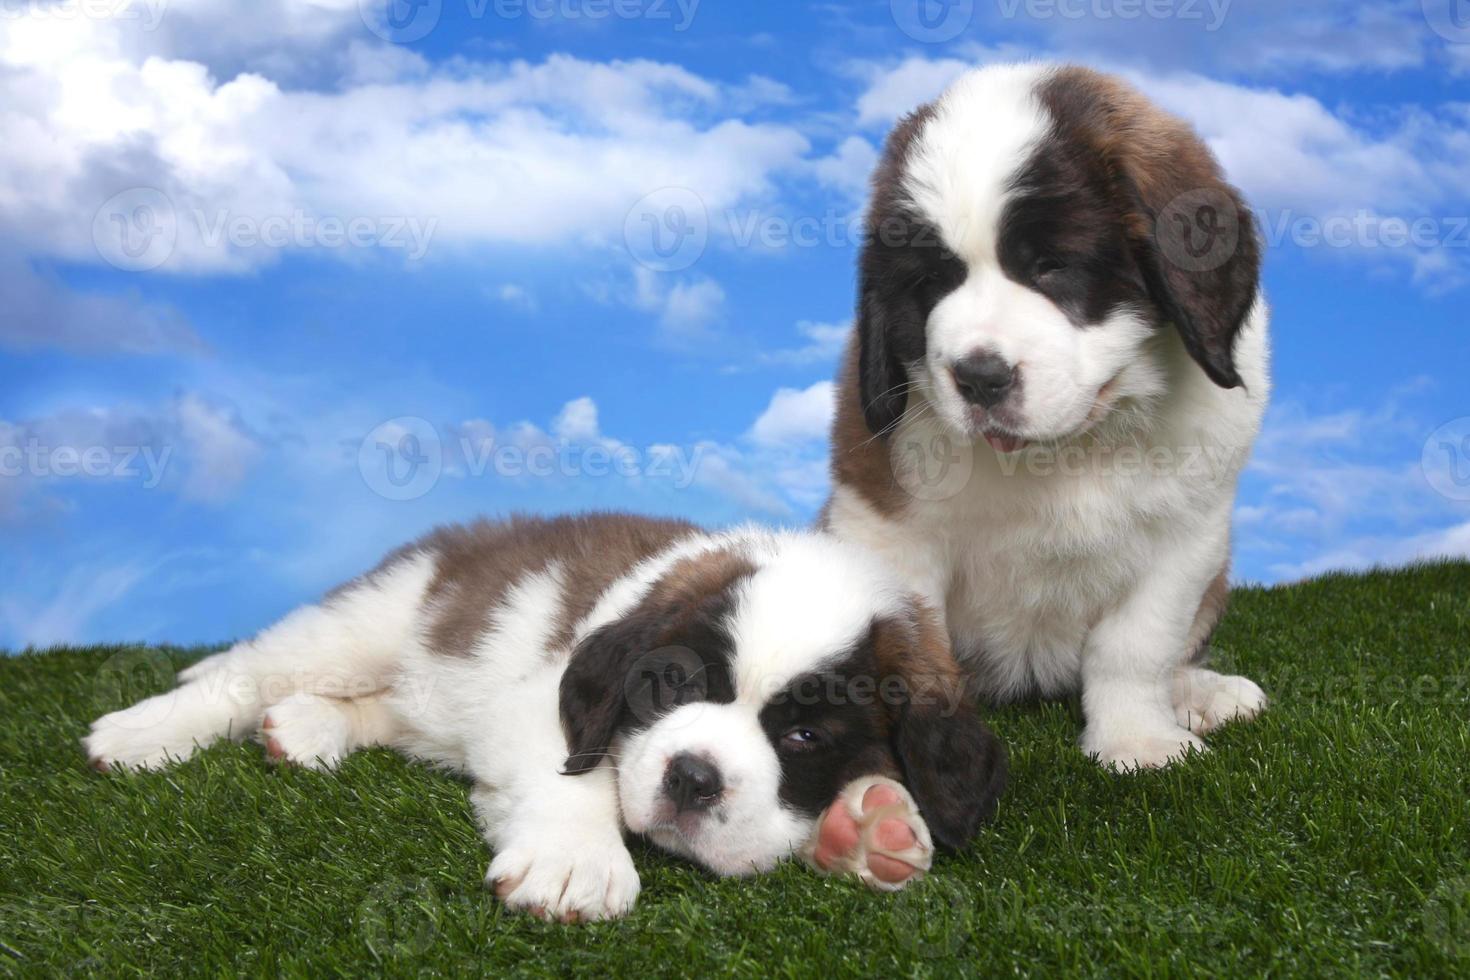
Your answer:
(829, 312), (1269, 703)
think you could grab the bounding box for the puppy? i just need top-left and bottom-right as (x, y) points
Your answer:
(824, 63), (1269, 771)
(85, 514), (1005, 920)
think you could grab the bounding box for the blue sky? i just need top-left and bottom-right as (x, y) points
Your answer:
(2, 0), (1468, 649)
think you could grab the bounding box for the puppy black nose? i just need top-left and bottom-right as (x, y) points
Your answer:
(663, 753), (723, 812)
(952, 352), (1017, 408)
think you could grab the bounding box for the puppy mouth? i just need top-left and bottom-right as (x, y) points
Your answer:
(980, 427), (1028, 454)
(967, 374), (1123, 451)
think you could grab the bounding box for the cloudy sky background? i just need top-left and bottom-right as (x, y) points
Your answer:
(2, 0), (1469, 648)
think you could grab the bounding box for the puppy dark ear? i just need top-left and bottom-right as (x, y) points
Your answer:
(557, 549), (753, 775)
(876, 607), (1007, 850)
(1040, 67), (1260, 389)
(558, 617), (643, 775)
(856, 281), (906, 435)
(1127, 170), (1260, 390)
(854, 102), (942, 435)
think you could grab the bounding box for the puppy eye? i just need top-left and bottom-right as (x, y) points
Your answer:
(781, 727), (823, 749)
(1032, 256), (1066, 278)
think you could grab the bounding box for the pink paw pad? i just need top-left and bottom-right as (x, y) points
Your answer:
(805, 776), (934, 891)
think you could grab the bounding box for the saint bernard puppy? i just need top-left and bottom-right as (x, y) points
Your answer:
(85, 514), (1005, 921)
(824, 63), (1270, 771)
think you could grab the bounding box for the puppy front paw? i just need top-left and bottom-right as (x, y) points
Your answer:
(805, 775), (933, 892)
(1173, 668), (1267, 735)
(487, 837), (640, 923)
(259, 694), (351, 770)
(1083, 726), (1206, 771)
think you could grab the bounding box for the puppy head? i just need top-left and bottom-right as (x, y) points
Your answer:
(857, 63), (1260, 448)
(558, 534), (1005, 875)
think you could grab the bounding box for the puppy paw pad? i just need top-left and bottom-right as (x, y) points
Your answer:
(807, 776), (933, 892)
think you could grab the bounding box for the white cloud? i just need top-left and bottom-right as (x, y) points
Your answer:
(749, 381), (835, 447)
(854, 56), (974, 128)
(629, 266), (726, 336)
(492, 282), (538, 312)
(551, 396), (601, 443)
(0, 555), (154, 648)
(175, 392), (262, 501)
(811, 135), (879, 201)
(0, 393), (261, 519)
(1269, 520), (1470, 581)
(0, 9), (812, 273)
(761, 319), (850, 367)
(0, 248), (205, 355)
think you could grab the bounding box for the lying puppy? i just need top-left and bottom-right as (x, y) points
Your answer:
(85, 514), (1005, 920)
(825, 63), (1269, 770)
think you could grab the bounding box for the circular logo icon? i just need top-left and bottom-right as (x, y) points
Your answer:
(93, 188), (177, 272)
(1424, 0), (1470, 43)
(890, 877), (974, 959)
(358, 0), (442, 43)
(1423, 417), (1470, 502)
(357, 877), (441, 957)
(623, 646), (709, 726)
(891, 428), (974, 501)
(891, 0), (974, 43)
(623, 187), (708, 272)
(358, 416), (442, 501)
(93, 648), (178, 730)
(1425, 877), (1470, 959)
(1155, 187), (1241, 273)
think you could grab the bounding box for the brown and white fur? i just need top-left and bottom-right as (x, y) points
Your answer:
(84, 513), (1005, 920)
(824, 63), (1269, 772)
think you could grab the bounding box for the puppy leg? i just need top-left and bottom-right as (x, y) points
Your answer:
(1173, 666), (1267, 735)
(260, 692), (401, 770)
(85, 554), (434, 771)
(475, 769), (640, 923)
(1080, 536), (1227, 770)
(804, 776), (933, 891)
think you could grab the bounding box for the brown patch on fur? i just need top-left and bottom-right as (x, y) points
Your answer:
(557, 544), (757, 774)
(826, 335), (909, 520)
(1186, 566), (1231, 664)
(1036, 66), (1261, 388)
(870, 598), (968, 703)
(868, 597), (1007, 849)
(637, 547), (759, 632)
(400, 513), (700, 658)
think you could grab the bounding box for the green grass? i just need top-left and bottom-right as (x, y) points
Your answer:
(3, 563), (1469, 977)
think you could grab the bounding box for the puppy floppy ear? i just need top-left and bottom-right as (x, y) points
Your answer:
(558, 616), (648, 775)
(855, 279), (906, 436)
(1042, 67), (1260, 389)
(875, 605), (1007, 849)
(854, 102), (943, 435)
(557, 549), (753, 775)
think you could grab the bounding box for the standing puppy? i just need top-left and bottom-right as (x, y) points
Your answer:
(825, 63), (1268, 770)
